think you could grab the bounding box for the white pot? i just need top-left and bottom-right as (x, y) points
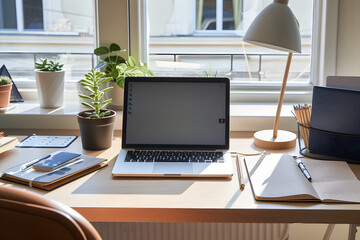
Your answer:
(106, 81), (124, 111)
(35, 70), (65, 108)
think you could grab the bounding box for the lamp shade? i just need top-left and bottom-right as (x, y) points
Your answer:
(243, 1), (301, 53)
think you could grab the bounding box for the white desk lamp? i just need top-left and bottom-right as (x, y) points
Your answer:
(243, 0), (301, 150)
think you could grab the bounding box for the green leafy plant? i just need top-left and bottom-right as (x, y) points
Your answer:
(94, 43), (154, 88)
(0, 76), (12, 85)
(115, 56), (154, 88)
(79, 69), (113, 118)
(35, 58), (64, 72)
(94, 43), (126, 79)
(199, 67), (218, 77)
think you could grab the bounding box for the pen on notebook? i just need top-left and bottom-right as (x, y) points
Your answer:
(236, 154), (245, 190)
(20, 154), (51, 172)
(295, 157), (312, 182)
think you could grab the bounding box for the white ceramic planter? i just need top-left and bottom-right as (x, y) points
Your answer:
(106, 81), (124, 111)
(35, 70), (65, 108)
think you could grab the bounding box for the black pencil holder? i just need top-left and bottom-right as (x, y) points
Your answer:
(297, 122), (360, 164)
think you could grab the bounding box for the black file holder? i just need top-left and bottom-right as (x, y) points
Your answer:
(297, 122), (360, 164)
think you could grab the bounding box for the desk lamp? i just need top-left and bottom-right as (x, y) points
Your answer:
(243, 0), (301, 150)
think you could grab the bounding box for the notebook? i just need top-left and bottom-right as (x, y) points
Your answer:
(1, 151), (107, 190)
(112, 77), (233, 177)
(244, 154), (360, 203)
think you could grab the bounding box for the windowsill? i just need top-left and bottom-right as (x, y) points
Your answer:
(1, 101), (299, 132)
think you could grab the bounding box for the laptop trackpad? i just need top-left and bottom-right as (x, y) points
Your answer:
(153, 163), (193, 174)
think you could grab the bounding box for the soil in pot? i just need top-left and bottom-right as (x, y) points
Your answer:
(77, 110), (116, 150)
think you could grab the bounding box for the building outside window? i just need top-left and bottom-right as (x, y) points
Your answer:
(1, 0), (313, 102)
(148, 0), (313, 87)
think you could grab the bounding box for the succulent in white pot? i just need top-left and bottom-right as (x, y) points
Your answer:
(34, 58), (65, 108)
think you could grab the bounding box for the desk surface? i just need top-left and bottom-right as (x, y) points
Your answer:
(1, 132), (360, 224)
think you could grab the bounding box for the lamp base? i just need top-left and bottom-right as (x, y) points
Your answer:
(254, 129), (296, 150)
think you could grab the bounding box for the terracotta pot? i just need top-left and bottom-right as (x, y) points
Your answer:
(77, 110), (116, 150)
(0, 83), (12, 108)
(35, 70), (65, 108)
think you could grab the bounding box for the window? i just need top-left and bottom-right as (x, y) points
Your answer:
(148, 0), (313, 96)
(0, 0), (95, 100)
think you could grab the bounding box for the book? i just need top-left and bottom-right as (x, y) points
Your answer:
(1, 152), (107, 191)
(244, 154), (360, 203)
(0, 136), (19, 154)
(32, 152), (81, 172)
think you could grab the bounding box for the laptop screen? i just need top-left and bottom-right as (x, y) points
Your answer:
(122, 77), (229, 150)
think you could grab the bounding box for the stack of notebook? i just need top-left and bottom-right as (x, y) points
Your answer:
(1, 151), (107, 190)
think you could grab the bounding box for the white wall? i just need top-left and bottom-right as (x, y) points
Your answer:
(336, 0), (360, 76)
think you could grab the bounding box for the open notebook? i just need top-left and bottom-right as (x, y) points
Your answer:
(244, 154), (360, 203)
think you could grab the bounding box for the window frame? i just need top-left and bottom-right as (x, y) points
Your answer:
(1, 0), (339, 104)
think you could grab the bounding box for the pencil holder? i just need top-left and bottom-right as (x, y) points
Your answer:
(297, 122), (360, 164)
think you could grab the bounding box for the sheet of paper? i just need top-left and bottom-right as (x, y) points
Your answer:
(303, 159), (360, 203)
(245, 154), (319, 201)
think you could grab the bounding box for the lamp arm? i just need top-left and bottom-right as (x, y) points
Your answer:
(273, 52), (293, 138)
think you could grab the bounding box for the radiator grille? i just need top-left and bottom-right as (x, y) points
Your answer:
(92, 222), (289, 240)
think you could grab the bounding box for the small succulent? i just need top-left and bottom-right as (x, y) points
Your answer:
(79, 69), (113, 118)
(0, 76), (12, 85)
(35, 58), (64, 72)
(199, 67), (218, 77)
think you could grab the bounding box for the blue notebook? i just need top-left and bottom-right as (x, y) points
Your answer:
(309, 86), (360, 162)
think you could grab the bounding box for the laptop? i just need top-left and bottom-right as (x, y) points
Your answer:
(112, 77), (233, 177)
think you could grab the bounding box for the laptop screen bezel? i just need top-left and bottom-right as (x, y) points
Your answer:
(121, 77), (230, 150)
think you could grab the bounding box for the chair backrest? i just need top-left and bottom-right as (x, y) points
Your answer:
(0, 186), (102, 240)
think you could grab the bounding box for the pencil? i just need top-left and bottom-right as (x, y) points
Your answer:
(236, 154), (245, 190)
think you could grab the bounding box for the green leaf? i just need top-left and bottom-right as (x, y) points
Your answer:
(94, 46), (109, 56)
(99, 99), (112, 109)
(109, 43), (121, 52)
(102, 87), (113, 92)
(84, 86), (95, 93)
(127, 56), (137, 67)
(98, 77), (113, 85)
(79, 94), (93, 100)
(81, 102), (95, 110)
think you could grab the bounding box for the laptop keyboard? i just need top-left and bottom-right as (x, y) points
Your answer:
(125, 151), (224, 163)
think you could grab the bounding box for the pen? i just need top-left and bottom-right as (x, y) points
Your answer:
(295, 158), (312, 182)
(20, 154), (51, 172)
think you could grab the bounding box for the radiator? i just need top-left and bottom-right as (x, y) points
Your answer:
(92, 222), (289, 240)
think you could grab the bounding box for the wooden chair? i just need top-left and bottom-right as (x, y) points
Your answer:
(0, 186), (102, 240)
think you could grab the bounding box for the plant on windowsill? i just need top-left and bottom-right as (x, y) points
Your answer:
(0, 76), (13, 108)
(93, 43), (154, 110)
(77, 69), (116, 150)
(34, 58), (65, 108)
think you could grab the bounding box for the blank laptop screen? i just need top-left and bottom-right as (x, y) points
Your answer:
(122, 78), (229, 149)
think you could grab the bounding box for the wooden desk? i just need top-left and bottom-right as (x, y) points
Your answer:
(1, 132), (360, 224)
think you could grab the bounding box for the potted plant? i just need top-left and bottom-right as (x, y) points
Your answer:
(34, 58), (65, 108)
(0, 76), (12, 108)
(77, 69), (116, 150)
(94, 43), (154, 110)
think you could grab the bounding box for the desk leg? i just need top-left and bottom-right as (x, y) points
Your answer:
(323, 224), (335, 240)
(348, 224), (358, 240)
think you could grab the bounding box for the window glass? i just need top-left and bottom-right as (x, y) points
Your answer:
(0, 0), (17, 29)
(0, 0), (95, 85)
(23, 0), (44, 30)
(148, 0), (313, 84)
